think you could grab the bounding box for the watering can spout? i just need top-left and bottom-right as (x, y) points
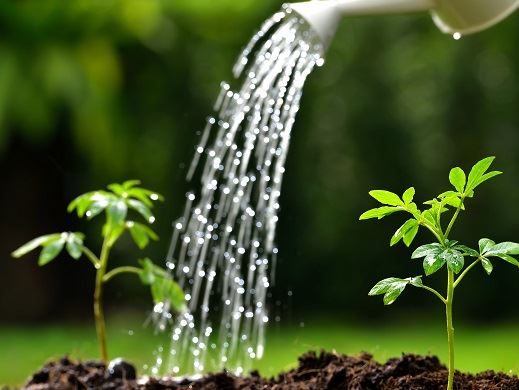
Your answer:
(289, 0), (519, 50)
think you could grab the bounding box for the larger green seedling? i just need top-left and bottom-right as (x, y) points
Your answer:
(12, 180), (185, 363)
(360, 157), (519, 390)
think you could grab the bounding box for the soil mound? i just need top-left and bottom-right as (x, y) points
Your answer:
(23, 351), (519, 389)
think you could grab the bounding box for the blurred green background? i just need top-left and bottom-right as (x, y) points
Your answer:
(1, 0), (519, 386)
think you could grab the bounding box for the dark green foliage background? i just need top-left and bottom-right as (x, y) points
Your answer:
(0, 0), (518, 323)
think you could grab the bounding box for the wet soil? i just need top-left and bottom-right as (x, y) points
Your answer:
(22, 351), (519, 389)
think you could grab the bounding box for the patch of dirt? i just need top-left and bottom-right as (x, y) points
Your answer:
(22, 351), (519, 389)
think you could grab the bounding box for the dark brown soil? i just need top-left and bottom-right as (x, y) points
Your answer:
(22, 351), (519, 390)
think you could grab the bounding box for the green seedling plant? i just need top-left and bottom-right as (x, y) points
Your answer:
(12, 180), (185, 363)
(360, 157), (519, 390)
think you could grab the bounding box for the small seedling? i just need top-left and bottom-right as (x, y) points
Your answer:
(12, 180), (185, 363)
(360, 157), (519, 390)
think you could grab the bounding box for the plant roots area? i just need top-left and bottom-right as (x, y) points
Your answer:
(20, 351), (519, 389)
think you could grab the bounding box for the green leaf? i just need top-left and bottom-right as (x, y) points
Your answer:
(107, 183), (126, 196)
(107, 200), (127, 227)
(453, 245), (479, 257)
(481, 257), (493, 275)
(443, 195), (465, 210)
(390, 219), (416, 247)
(449, 167), (466, 193)
(65, 233), (84, 260)
(368, 190), (403, 206)
(485, 242), (519, 256)
(423, 253), (446, 276)
(151, 277), (186, 312)
(440, 249), (464, 274)
(128, 222), (158, 249)
(411, 243), (442, 259)
(122, 180), (141, 190)
(369, 277), (421, 305)
(421, 209), (437, 226)
(466, 157), (496, 192)
(11, 234), (62, 258)
(438, 191), (459, 199)
(473, 171), (502, 189)
(39, 237), (66, 266)
(359, 206), (401, 220)
(403, 223), (419, 247)
(402, 187), (415, 205)
(127, 199), (154, 223)
(494, 254), (519, 267)
(478, 238), (495, 254)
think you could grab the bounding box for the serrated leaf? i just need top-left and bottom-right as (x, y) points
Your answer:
(368, 190), (403, 206)
(423, 254), (446, 276)
(486, 242), (519, 256)
(403, 223), (419, 247)
(449, 167), (466, 193)
(11, 234), (62, 258)
(402, 187), (415, 205)
(411, 243), (442, 259)
(359, 206), (401, 220)
(390, 219), (416, 247)
(466, 157), (495, 192)
(479, 238), (496, 254)
(39, 237), (66, 266)
(481, 257), (493, 275)
(453, 245), (479, 257)
(440, 249), (464, 274)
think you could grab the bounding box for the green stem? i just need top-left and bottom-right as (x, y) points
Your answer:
(453, 257), (481, 289)
(103, 266), (141, 283)
(446, 269), (455, 390)
(445, 197), (465, 239)
(94, 238), (111, 364)
(82, 246), (100, 269)
(420, 285), (447, 304)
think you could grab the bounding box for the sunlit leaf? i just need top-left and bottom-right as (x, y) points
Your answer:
(449, 167), (466, 193)
(478, 238), (495, 254)
(423, 254), (446, 276)
(390, 219), (416, 247)
(369, 277), (422, 305)
(359, 206), (401, 220)
(402, 187), (415, 205)
(466, 157), (496, 192)
(440, 248), (464, 274)
(368, 190), (403, 206)
(403, 223), (419, 247)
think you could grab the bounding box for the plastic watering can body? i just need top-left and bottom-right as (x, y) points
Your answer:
(289, 0), (519, 49)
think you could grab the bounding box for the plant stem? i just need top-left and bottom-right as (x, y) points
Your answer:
(94, 238), (111, 363)
(445, 197), (465, 239)
(446, 269), (455, 390)
(82, 246), (101, 268)
(103, 266), (141, 283)
(453, 257), (481, 289)
(420, 285), (447, 304)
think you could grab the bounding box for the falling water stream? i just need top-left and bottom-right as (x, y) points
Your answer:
(151, 5), (325, 376)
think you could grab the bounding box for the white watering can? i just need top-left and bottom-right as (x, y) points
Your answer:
(289, 0), (519, 49)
